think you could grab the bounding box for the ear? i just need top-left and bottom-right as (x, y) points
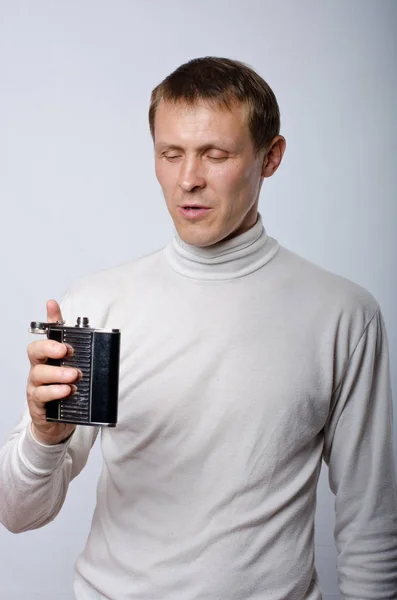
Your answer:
(261, 136), (287, 178)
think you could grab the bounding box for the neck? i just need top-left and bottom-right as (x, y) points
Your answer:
(163, 213), (280, 281)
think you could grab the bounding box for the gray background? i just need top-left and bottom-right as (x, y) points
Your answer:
(0, 1), (396, 598)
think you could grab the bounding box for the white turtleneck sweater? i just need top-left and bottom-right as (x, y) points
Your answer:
(1, 215), (397, 600)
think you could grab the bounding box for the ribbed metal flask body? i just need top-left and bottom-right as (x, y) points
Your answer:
(60, 329), (93, 422)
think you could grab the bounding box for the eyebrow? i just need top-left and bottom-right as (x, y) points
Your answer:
(155, 142), (239, 152)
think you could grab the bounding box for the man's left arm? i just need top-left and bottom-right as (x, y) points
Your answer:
(323, 305), (397, 599)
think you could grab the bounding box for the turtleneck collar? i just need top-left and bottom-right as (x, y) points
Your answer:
(163, 213), (280, 281)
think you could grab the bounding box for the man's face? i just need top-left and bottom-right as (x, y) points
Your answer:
(154, 99), (270, 247)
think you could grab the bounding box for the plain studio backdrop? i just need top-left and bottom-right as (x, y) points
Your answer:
(0, 1), (396, 599)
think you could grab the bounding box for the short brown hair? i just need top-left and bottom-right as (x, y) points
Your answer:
(149, 56), (281, 153)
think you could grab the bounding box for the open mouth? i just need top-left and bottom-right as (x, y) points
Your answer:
(178, 205), (211, 219)
(182, 205), (210, 210)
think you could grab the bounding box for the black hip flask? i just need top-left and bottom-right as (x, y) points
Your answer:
(29, 317), (120, 427)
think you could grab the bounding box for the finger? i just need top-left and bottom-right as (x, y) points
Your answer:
(30, 383), (78, 405)
(46, 299), (63, 324)
(30, 364), (81, 387)
(27, 339), (68, 365)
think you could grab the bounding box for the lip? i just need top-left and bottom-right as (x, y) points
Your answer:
(178, 206), (212, 220)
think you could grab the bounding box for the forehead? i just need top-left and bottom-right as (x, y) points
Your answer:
(154, 99), (250, 147)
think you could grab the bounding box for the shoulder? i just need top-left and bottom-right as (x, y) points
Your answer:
(69, 248), (163, 296)
(272, 245), (379, 331)
(60, 248), (164, 328)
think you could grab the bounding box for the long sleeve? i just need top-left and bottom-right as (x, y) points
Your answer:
(0, 291), (99, 533)
(0, 406), (98, 533)
(323, 306), (397, 599)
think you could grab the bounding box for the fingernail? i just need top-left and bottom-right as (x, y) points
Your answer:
(69, 384), (78, 395)
(75, 369), (83, 380)
(65, 344), (74, 357)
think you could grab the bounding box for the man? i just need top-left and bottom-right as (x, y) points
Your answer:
(0, 57), (396, 599)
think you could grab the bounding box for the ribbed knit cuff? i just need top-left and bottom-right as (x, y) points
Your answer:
(17, 423), (73, 476)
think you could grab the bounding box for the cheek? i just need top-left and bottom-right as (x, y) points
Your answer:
(155, 158), (166, 179)
(155, 162), (174, 191)
(154, 160), (162, 184)
(209, 163), (253, 196)
(234, 163), (262, 198)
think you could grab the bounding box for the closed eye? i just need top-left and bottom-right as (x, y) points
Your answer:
(164, 154), (182, 161)
(207, 155), (228, 161)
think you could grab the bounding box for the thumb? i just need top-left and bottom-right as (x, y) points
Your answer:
(46, 299), (63, 324)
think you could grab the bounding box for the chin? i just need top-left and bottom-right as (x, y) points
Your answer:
(174, 223), (220, 248)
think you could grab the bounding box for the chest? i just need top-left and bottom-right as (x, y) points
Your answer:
(110, 282), (331, 458)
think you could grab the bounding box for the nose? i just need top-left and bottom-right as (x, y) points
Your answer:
(178, 156), (206, 192)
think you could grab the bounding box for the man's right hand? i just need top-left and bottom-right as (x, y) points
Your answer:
(26, 299), (81, 446)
